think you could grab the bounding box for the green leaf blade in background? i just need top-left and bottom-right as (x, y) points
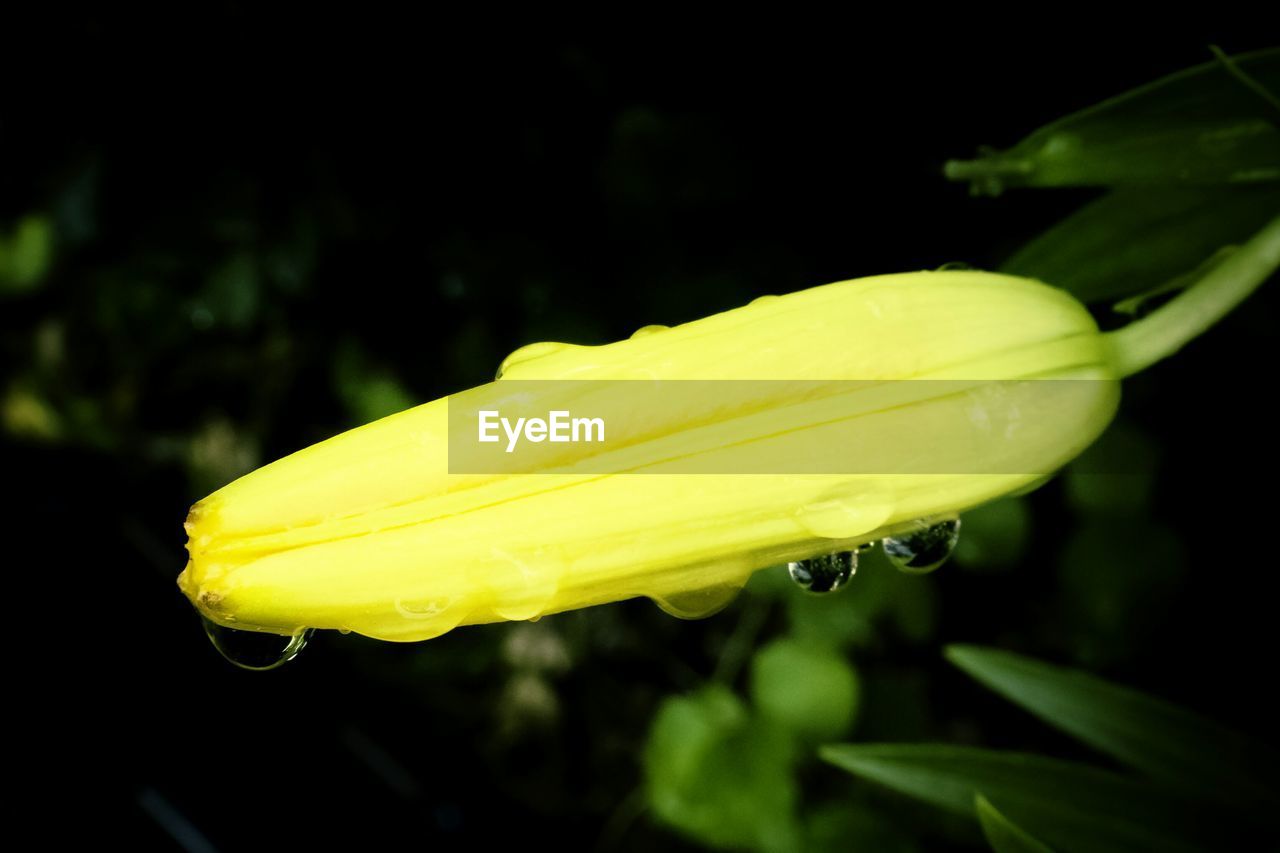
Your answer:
(820, 743), (1242, 852)
(975, 794), (1054, 853)
(1001, 185), (1280, 303)
(946, 47), (1280, 193)
(945, 645), (1280, 812)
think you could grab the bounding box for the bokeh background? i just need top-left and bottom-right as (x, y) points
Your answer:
(6, 24), (1277, 850)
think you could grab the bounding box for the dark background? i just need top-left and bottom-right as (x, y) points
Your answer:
(5, 22), (1276, 850)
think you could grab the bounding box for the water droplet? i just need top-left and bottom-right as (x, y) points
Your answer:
(389, 585), (472, 639)
(794, 483), (894, 539)
(487, 547), (563, 622)
(652, 583), (743, 619)
(495, 341), (577, 380)
(788, 551), (856, 594)
(391, 594), (469, 641)
(202, 617), (311, 671)
(394, 596), (457, 620)
(882, 517), (961, 574)
(631, 324), (669, 339)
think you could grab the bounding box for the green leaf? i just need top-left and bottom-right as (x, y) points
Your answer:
(975, 794), (1053, 853)
(1001, 185), (1280, 303)
(645, 685), (800, 851)
(946, 48), (1280, 192)
(820, 743), (1237, 852)
(750, 638), (859, 742)
(946, 645), (1280, 811)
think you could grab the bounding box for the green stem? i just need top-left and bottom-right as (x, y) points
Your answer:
(1106, 214), (1280, 378)
(943, 157), (1034, 182)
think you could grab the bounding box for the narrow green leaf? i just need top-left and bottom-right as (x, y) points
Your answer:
(946, 47), (1280, 192)
(945, 645), (1280, 811)
(975, 794), (1053, 853)
(820, 743), (1239, 852)
(1001, 185), (1280, 303)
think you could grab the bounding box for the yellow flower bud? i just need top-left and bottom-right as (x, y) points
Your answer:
(180, 269), (1123, 643)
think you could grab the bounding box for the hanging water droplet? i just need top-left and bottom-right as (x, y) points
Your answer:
(882, 517), (961, 574)
(202, 617), (312, 671)
(652, 583), (744, 619)
(487, 546), (563, 622)
(788, 551), (857, 594)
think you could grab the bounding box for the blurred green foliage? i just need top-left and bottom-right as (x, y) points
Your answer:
(966, 49), (1280, 310)
(824, 742), (1219, 852)
(0, 214), (54, 294)
(945, 646), (1278, 810)
(824, 646), (1277, 852)
(945, 47), (1280, 194)
(750, 638), (859, 743)
(1002, 185), (1280, 304)
(645, 685), (800, 851)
